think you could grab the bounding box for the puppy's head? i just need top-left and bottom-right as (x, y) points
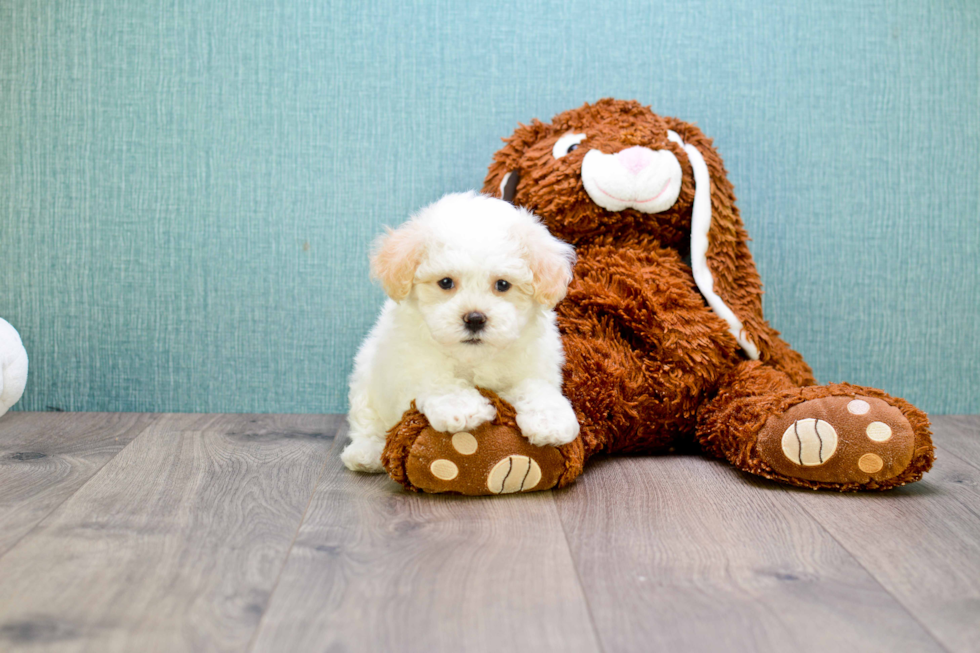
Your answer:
(371, 192), (575, 353)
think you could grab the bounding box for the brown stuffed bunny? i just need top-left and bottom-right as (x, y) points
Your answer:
(382, 99), (934, 495)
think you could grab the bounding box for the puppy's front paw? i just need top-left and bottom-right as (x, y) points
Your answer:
(422, 390), (497, 433)
(516, 399), (580, 447)
(341, 438), (386, 473)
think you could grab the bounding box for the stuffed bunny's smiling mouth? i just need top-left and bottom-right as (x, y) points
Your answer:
(595, 177), (673, 204)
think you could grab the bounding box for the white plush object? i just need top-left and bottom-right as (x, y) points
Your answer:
(0, 318), (29, 417)
(580, 137), (682, 214)
(342, 192), (580, 473)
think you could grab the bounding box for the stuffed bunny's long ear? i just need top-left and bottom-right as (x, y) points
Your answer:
(666, 122), (762, 360)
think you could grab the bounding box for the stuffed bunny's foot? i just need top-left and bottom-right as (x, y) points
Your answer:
(697, 362), (933, 491)
(403, 423), (567, 495)
(756, 395), (917, 486)
(382, 390), (585, 496)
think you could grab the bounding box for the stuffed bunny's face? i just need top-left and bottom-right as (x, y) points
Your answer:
(487, 99), (699, 247)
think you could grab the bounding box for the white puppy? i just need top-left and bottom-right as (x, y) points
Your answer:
(342, 192), (580, 473)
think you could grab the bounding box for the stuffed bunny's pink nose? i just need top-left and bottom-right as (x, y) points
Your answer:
(616, 146), (655, 175)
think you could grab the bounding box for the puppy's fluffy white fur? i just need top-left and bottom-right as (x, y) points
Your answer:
(342, 192), (580, 472)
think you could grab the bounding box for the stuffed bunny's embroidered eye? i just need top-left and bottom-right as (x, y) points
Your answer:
(553, 133), (586, 159)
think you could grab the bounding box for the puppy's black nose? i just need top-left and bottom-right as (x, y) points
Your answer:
(463, 311), (487, 332)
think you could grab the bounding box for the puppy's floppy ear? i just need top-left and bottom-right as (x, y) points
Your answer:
(370, 221), (427, 301)
(511, 211), (576, 308)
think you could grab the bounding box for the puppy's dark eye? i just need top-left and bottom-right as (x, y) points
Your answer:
(495, 279), (511, 292)
(437, 278), (455, 290)
(566, 143), (579, 154)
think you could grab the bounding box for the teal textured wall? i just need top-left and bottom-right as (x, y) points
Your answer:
(1, 0), (978, 414)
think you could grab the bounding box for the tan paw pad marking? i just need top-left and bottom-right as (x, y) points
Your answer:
(781, 418), (838, 466)
(451, 431), (478, 455)
(858, 453), (884, 474)
(487, 455), (542, 494)
(758, 395), (917, 484)
(865, 421), (892, 442)
(430, 459), (459, 481)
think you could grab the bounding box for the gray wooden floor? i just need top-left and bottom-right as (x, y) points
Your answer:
(0, 413), (978, 653)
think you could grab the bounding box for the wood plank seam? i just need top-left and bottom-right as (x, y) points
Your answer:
(0, 413), (343, 652)
(244, 426), (346, 653)
(248, 424), (602, 653)
(553, 491), (609, 653)
(934, 443), (980, 475)
(787, 495), (955, 653)
(0, 413), (161, 566)
(553, 454), (950, 653)
(931, 445), (980, 524)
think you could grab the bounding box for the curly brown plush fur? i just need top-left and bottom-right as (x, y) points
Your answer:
(382, 99), (933, 494)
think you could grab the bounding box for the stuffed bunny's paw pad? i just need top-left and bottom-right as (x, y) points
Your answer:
(404, 422), (566, 495)
(757, 396), (915, 485)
